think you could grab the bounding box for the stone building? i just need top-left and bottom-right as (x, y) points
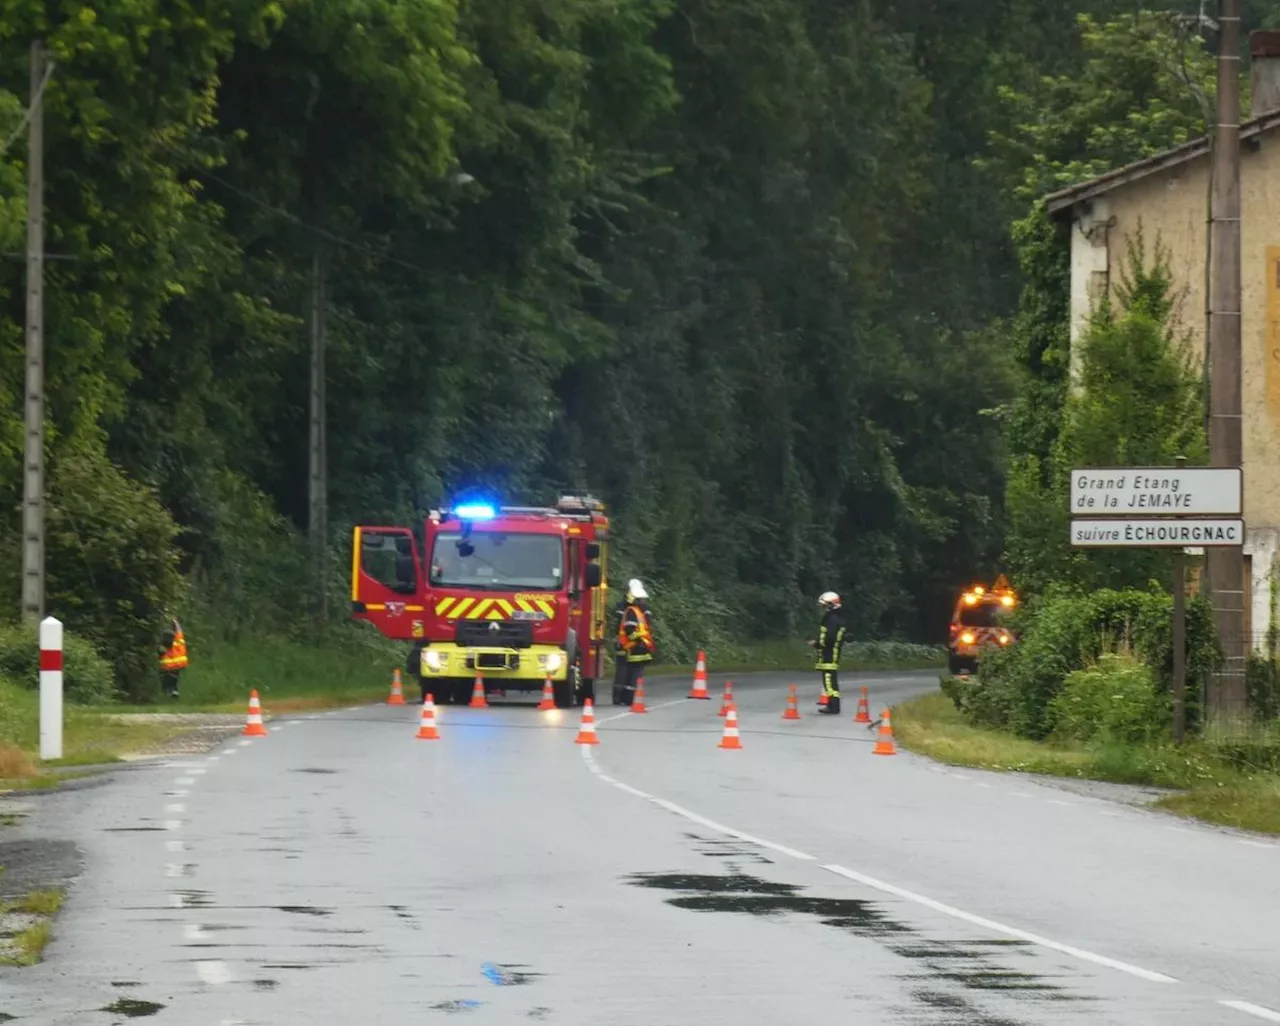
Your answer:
(1044, 32), (1280, 644)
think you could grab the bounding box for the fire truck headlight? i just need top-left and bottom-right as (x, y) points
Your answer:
(540, 652), (563, 673)
(960, 631), (976, 645)
(423, 649), (443, 671)
(998, 634), (1010, 645)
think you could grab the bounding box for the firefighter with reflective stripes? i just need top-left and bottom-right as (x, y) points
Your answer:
(158, 614), (189, 699)
(807, 591), (845, 714)
(613, 579), (655, 706)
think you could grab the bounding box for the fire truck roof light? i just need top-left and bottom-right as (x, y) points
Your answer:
(453, 503), (496, 520)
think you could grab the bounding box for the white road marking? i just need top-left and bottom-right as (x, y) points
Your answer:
(1010, 792), (1034, 798)
(175, 777), (195, 785)
(206, 755), (220, 761)
(1047, 800), (1076, 807)
(164, 804), (185, 814)
(1239, 840), (1273, 849)
(596, 698), (685, 725)
(976, 782), (993, 789)
(581, 702), (1177, 988)
(164, 863), (187, 878)
(222, 749), (238, 756)
(238, 740), (253, 747)
(1221, 1000), (1280, 1022)
(196, 960), (232, 985)
(183, 923), (207, 942)
(822, 864), (1175, 983)
(168, 894), (183, 908)
(580, 746), (815, 859)
(163, 820), (182, 831)
(165, 840), (187, 853)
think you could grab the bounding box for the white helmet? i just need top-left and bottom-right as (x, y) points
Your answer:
(627, 579), (648, 601)
(818, 591), (841, 608)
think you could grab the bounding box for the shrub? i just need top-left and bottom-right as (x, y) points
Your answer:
(1048, 652), (1168, 744)
(0, 623), (117, 704)
(951, 586), (1214, 739)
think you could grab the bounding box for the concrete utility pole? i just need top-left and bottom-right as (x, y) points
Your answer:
(308, 246), (328, 625)
(22, 39), (45, 624)
(1205, 0), (1247, 719)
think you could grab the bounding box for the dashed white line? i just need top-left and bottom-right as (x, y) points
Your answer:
(183, 923), (208, 942)
(175, 777), (195, 785)
(238, 740), (253, 747)
(164, 863), (188, 878)
(196, 960), (232, 985)
(1047, 800), (1076, 807)
(596, 698), (686, 725)
(163, 820), (182, 831)
(1239, 839), (1273, 849)
(1221, 1000), (1280, 1022)
(165, 840), (187, 853)
(821, 864), (1176, 983)
(164, 803), (186, 814)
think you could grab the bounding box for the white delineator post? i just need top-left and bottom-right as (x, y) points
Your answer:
(39, 615), (62, 761)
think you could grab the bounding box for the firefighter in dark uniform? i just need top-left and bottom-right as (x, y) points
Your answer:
(613, 579), (654, 706)
(807, 591), (845, 714)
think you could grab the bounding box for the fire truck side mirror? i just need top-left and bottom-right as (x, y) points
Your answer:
(585, 542), (601, 560)
(585, 563), (603, 588)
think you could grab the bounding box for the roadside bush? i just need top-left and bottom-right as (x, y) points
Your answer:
(950, 586), (1214, 739)
(1246, 654), (1280, 722)
(1047, 652), (1167, 744)
(0, 623), (117, 704)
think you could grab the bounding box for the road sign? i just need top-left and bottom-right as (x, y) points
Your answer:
(1069, 467), (1242, 516)
(1070, 518), (1244, 547)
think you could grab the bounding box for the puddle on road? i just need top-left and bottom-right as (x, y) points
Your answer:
(100, 998), (165, 1017)
(253, 979), (279, 990)
(292, 768), (338, 775)
(110, 982), (141, 988)
(626, 870), (1088, 1024)
(276, 905), (333, 917)
(683, 831), (773, 866)
(102, 827), (166, 833)
(482, 962), (542, 986)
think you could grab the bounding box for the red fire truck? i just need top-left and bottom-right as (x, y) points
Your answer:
(350, 495), (610, 708)
(947, 575), (1018, 676)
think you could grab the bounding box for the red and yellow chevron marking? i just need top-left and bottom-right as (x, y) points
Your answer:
(433, 596), (556, 620)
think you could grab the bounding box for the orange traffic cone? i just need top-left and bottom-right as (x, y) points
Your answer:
(468, 673), (488, 708)
(632, 678), (648, 713)
(689, 650), (711, 699)
(416, 695), (441, 740)
(536, 676), (555, 710)
(818, 692), (829, 708)
(783, 684), (801, 720)
(387, 668), (406, 706)
(719, 705), (743, 749)
(872, 708), (897, 756)
(854, 686), (871, 723)
(575, 698), (599, 745)
(718, 680), (734, 717)
(242, 690), (268, 737)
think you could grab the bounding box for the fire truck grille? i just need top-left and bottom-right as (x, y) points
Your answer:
(455, 619), (534, 649)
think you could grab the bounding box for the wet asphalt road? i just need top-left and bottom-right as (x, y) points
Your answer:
(3, 669), (1280, 1025)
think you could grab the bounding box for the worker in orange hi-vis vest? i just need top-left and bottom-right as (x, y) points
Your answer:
(158, 614), (190, 699)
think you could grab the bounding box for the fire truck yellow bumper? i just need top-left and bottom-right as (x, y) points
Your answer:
(417, 643), (569, 680)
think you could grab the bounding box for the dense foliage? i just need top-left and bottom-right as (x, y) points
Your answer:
(1, 2), (1275, 698)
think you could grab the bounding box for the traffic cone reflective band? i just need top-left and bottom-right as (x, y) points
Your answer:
(872, 708), (897, 755)
(469, 673), (488, 708)
(632, 678), (648, 713)
(783, 684), (801, 720)
(719, 680), (734, 717)
(536, 676), (555, 711)
(854, 686), (871, 723)
(416, 695), (441, 740)
(719, 705), (743, 749)
(575, 699), (599, 745)
(689, 650), (711, 699)
(387, 668), (406, 705)
(242, 690), (267, 737)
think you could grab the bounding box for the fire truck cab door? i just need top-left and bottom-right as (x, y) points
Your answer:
(351, 526), (424, 638)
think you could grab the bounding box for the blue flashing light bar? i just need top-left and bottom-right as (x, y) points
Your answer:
(453, 502), (496, 520)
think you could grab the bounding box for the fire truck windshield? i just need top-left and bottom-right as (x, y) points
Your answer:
(957, 603), (1008, 628)
(429, 532), (564, 591)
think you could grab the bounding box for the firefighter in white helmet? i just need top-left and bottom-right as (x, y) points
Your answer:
(613, 578), (655, 706)
(806, 591), (846, 714)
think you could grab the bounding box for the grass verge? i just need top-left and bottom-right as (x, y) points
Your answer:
(0, 888), (64, 967)
(893, 689), (1280, 835)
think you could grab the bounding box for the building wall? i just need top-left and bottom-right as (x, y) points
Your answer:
(1064, 134), (1280, 643)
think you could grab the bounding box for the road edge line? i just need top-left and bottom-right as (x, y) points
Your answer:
(1221, 1000), (1280, 1022)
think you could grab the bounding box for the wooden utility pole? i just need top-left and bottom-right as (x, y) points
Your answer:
(308, 246), (328, 625)
(1172, 458), (1189, 743)
(22, 40), (45, 624)
(1205, 0), (1247, 720)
